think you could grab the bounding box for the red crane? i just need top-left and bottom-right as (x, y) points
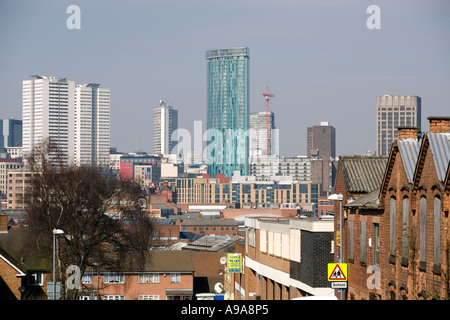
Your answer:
(262, 86), (275, 155)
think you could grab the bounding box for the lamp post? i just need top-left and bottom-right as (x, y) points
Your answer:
(328, 193), (344, 300)
(52, 228), (64, 300)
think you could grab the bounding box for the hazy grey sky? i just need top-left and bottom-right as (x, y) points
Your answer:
(1, 0), (449, 156)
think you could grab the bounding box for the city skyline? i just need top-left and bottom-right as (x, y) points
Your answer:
(0, 1), (449, 157)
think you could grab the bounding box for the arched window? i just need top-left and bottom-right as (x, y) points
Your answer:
(419, 196), (427, 266)
(401, 197), (409, 263)
(433, 196), (441, 268)
(389, 197), (396, 257)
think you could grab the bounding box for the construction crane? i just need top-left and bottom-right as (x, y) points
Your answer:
(262, 86), (275, 156)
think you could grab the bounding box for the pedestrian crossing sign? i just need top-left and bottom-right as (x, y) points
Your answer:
(328, 263), (347, 281)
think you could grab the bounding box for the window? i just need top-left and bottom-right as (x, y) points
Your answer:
(82, 273), (93, 284)
(348, 220), (354, 262)
(360, 222), (367, 265)
(373, 223), (380, 265)
(434, 196), (441, 268)
(138, 273), (159, 283)
(170, 273), (181, 283)
(167, 295), (192, 300)
(28, 272), (43, 286)
(401, 197), (409, 263)
(104, 295), (124, 300)
(248, 228), (256, 247)
(138, 295), (159, 300)
(104, 273), (124, 284)
(419, 196), (427, 265)
(389, 197), (396, 257)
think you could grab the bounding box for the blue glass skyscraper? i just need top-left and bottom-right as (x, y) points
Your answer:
(206, 47), (249, 178)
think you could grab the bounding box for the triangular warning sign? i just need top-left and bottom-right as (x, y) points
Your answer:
(329, 264), (347, 281)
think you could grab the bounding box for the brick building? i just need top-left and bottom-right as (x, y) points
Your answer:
(332, 155), (388, 299)
(333, 116), (450, 300)
(238, 215), (334, 300)
(79, 250), (195, 300)
(178, 215), (239, 236)
(380, 117), (450, 300)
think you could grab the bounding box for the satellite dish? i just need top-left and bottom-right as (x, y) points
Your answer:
(214, 282), (224, 293)
(220, 257), (227, 265)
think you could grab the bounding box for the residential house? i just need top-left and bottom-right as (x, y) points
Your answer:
(0, 224), (52, 300)
(79, 250), (195, 300)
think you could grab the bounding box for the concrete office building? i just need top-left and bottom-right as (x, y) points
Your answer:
(307, 122), (337, 196)
(376, 94), (421, 156)
(307, 121), (335, 159)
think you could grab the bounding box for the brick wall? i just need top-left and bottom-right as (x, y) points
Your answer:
(0, 257), (21, 299)
(290, 230), (333, 288)
(428, 116), (450, 133)
(380, 134), (450, 300)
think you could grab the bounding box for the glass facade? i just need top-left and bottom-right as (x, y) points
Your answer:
(206, 47), (249, 178)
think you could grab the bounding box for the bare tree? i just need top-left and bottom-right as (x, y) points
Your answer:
(21, 139), (156, 299)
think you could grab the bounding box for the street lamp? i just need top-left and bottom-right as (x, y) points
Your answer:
(328, 194), (343, 261)
(328, 193), (343, 300)
(52, 228), (64, 300)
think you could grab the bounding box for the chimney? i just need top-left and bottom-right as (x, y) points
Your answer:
(0, 211), (8, 233)
(397, 126), (419, 140)
(428, 116), (450, 134)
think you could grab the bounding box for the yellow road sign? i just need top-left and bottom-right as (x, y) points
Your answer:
(328, 263), (347, 281)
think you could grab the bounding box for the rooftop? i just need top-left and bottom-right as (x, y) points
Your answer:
(339, 155), (388, 193)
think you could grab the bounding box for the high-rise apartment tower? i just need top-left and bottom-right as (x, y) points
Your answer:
(153, 100), (178, 155)
(22, 76), (75, 165)
(206, 47), (250, 178)
(74, 83), (110, 167)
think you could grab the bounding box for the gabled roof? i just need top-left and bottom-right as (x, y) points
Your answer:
(339, 156), (388, 193)
(445, 161), (450, 193)
(427, 132), (450, 182)
(397, 137), (422, 184)
(0, 228), (51, 272)
(0, 253), (26, 276)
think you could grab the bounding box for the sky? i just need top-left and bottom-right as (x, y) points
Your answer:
(0, 0), (449, 157)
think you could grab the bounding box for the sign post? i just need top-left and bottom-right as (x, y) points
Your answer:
(328, 263), (347, 296)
